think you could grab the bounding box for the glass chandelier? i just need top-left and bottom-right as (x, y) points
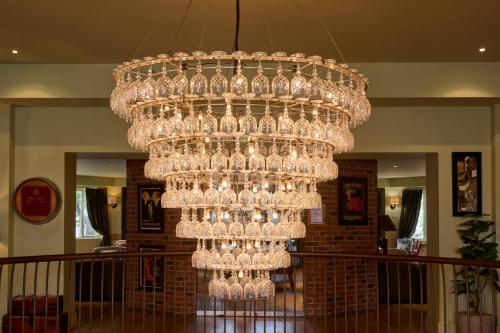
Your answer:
(110, 50), (370, 300)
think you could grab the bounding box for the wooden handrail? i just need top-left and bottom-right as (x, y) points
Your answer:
(0, 250), (498, 268)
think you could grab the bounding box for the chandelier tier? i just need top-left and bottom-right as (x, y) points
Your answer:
(110, 50), (371, 300)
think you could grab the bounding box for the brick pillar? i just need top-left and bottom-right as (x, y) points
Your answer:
(125, 160), (196, 314)
(303, 159), (379, 316)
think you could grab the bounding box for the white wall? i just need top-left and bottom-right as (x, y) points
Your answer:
(354, 106), (492, 259)
(13, 107), (131, 257)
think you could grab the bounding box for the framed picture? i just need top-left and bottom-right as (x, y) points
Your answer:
(138, 184), (164, 233)
(452, 152), (482, 216)
(138, 244), (164, 290)
(338, 177), (368, 225)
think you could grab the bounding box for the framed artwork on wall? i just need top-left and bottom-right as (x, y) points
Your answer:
(138, 184), (165, 233)
(138, 244), (164, 290)
(452, 152), (482, 216)
(13, 178), (62, 224)
(338, 176), (368, 225)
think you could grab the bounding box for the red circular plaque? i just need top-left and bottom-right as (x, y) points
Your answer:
(13, 178), (62, 224)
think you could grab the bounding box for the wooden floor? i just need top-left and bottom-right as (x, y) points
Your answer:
(73, 303), (431, 333)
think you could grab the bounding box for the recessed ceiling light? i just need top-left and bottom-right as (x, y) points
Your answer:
(392, 165), (398, 168)
(479, 47), (486, 53)
(11, 49), (19, 55)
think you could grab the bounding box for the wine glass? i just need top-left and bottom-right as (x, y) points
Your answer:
(237, 252), (251, 270)
(238, 181), (255, 208)
(189, 53), (208, 96)
(307, 57), (324, 102)
(210, 53), (228, 96)
(229, 141), (246, 171)
(230, 56), (248, 95)
(239, 101), (257, 134)
(156, 62), (172, 98)
(183, 106), (198, 135)
(290, 54), (309, 99)
(277, 105), (294, 135)
(171, 59), (189, 96)
(168, 105), (184, 136)
(245, 220), (261, 238)
(201, 102), (217, 134)
(248, 143), (265, 171)
(255, 188), (272, 206)
(259, 103), (276, 134)
(266, 142), (282, 172)
(228, 216), (244, 238)
(310, 110), (325, 140)
(140, 66), (157, 100)
(221, 186), (237, 205)
(220, 103), (238, 134)
(251, 52), (270, 96)
(190, 181), (204, 206)
(229, 281), (244, 300)
(261, 215), (275, 239)
(213, 214), (228, 238)
(296, 146), (311, 174)
(180, 144), (193, 171)
(222, 252), (236, 270)
(271, 52), (289, 97)
(197, 215), (214, 239)
(211, 142), (228, 171)
(243, 279), (256, 300)
(293, 106), (310, 138)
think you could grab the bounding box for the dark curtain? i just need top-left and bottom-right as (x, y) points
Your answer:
(398, 188), (423, 239)
(86, 188), (111, 246)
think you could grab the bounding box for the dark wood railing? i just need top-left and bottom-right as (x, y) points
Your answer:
(0, 251), (497, 333)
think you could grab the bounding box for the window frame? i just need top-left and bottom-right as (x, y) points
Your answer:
(75, 187), (102, 240)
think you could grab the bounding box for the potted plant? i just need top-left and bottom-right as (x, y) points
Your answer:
(455, 216), (499, 333)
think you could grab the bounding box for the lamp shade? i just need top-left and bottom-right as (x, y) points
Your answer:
(379, 215), (397, 232)
(388, 197), (400, 205)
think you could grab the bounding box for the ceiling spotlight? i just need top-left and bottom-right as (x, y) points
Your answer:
(479, 47), (486, 53)
(11, 49), (19, 55)
(392, 165), (398, 168)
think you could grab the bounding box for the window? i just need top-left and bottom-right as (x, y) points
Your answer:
(412, 190), (426, 241)
(75, 188), (101, 239)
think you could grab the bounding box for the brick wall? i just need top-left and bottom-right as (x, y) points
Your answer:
(303, 159), (378, 315)
(125, 159), (378, 315)
(125, 160), (196, 314)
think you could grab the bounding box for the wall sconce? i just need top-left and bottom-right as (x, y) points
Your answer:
(388, 197), (400, 209)
(107, 196), (118, 208)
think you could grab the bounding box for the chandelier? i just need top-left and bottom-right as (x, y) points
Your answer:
(110, 51), (370, 300)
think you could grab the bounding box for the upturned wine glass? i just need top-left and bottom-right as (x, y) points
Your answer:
(251, 52), (270, 96)
(210, 53), (228, 96)
(230, 56), (248, 95)
(239, 101), (257, 134)
(156, 63), (172, 98)
(190, 53), (208, 96)
(290, 54), (309, 99)
(271, 53), (289, 97)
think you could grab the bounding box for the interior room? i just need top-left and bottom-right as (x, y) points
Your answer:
(0, 1), (499, 332)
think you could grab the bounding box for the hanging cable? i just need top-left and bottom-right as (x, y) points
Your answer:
(232, 0), (241, 52)
(172, 0), (194, 52)
(264, 0), (275, 53)
(197, 0), (214, 50)
(132, 2), (170, 58)
(310, 0), (347, 63)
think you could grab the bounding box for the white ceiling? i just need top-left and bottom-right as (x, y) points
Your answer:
(377, 157), (426, 179)
(76, 159), (126, 178)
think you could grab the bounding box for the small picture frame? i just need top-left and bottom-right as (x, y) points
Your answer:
(138, 244), (164, 290)
(138, 184), (164, 233)
(452, 152), (482, 216)
(338, 176), (368, 225)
